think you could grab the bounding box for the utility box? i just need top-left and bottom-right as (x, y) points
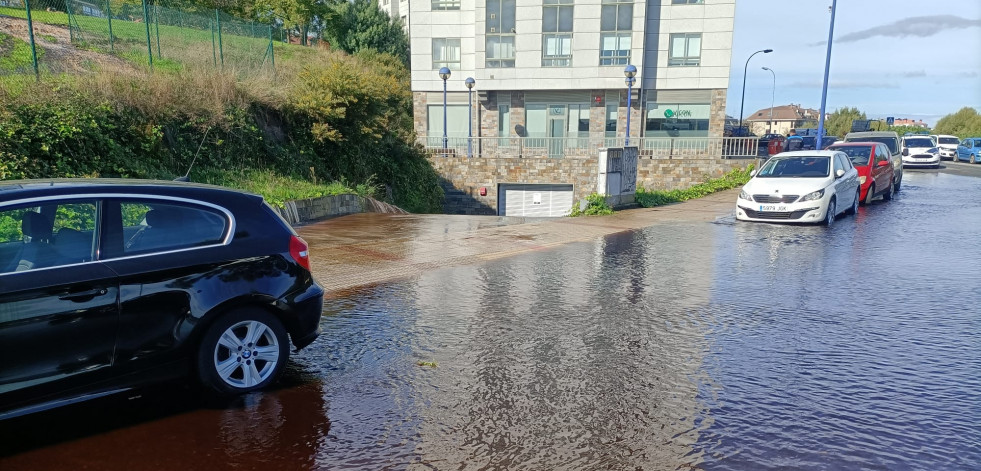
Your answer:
(597, 146), (639, 207)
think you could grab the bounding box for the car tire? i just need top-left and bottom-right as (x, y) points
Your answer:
(894, 175), (902, 192)
(863, 184), (875, 205)
(972, 154), (977, 164)
(824, 199), (836, 227)
(196, 308), (290, 396)
(883, 181), (894, 201)
(846, 189), (859, 215)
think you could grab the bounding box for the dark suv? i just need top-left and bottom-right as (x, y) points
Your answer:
(0, 179), (324, 419)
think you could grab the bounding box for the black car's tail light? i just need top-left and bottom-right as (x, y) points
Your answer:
(289, 235), (311, 271)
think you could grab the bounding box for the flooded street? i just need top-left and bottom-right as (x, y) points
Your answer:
(2, 171), (979, 470)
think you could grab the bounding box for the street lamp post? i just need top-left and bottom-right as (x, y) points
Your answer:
(465, 77), (475, 158)
(439, 67), (451, 152)
(738, 49), (773, 133)
(762, 66), (775, 133)
(816, 0), (837, 150)
(623, 64), (637, 146)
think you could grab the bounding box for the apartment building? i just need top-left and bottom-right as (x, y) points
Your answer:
(402, 0), (735, 154)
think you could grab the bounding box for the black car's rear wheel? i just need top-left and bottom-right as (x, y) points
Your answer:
(197, 308), (289, 395)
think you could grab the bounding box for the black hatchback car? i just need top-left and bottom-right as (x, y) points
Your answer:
(0, 179), (323, 419)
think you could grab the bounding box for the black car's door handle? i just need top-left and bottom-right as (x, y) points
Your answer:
(59, 288), (108, 301)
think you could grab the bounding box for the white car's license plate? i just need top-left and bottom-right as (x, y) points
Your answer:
(759, 205), (788, 212)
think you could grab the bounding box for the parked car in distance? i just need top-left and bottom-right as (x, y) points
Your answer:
(767, 135), (787, 156)
(843, 131), (903, 192)
(0, 179), (324, 419)
(955, 137), (981, 164)
(736, 150), (861, 226)
(900, 135), (941, 168)
(930, 134), (960, 160)
(827, 142), (895, 204)
(800, 135), (839, 150)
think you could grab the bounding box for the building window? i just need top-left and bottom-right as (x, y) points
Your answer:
(605, 103), (618, 137)
(427, 105), (469, 146)
(432, 0), (460, 11)
(542, 0), (573, 67)
(599, 0), (632, 66)
(671, 0), (703, 4)
(669, 33), (701, 66)
(432, 38), (461, 70)
(645, 102), (710, 137)
(486, 0), (516, 67)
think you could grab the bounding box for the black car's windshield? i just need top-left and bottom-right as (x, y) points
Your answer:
(848, 136), (898, 153)
(904, 138), (933, 148)
(758, 156), (830, 178)
(939, 137), (959, 145)
(831, 146), (873, 166)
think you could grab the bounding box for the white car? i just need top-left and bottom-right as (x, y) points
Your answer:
(930, 134), (960, 160)
(901, 135), (941, 168)
(736, 151), (861, 226)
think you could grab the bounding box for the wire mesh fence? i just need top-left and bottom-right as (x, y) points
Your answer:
(1, 0), (291, 90)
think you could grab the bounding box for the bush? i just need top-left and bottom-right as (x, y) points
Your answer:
(636, 165), (754, 208)
(569, 193), (615, 217)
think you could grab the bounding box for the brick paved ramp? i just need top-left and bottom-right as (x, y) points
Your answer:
(298, 189), (739, 295)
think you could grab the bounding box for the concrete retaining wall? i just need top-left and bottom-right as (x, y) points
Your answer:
(276, 194), (406, 225)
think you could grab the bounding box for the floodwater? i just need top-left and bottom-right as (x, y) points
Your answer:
(2, 171), (979, 470)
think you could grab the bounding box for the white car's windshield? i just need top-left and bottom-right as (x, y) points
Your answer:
(758, 156), (830, 178)
(904, 138), (933, 148)
(939, 137), (958, 145)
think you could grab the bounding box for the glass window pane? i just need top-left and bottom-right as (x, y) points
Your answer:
(526, 105), (548, 138)
(502, 0), (516, 31)
(671, 35), (686, 57)
(123, 202), (226, 255)
(688, 35), (701, 55)
(616, 4), (632, 30)
(543, 7), (557, 32)
(486, 0), (500, 31)
(559, 7), (573, 32)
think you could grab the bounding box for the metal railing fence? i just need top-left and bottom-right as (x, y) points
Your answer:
(420, 136), (761, 160)
(0, 0), (297, 88)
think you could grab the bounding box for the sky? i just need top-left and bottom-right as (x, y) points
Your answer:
(726, 0), (981, 127)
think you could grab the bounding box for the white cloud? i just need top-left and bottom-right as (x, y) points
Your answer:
(808, 15), (981, 46)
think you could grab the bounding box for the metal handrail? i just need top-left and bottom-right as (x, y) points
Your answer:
(420, 136), (761, 159)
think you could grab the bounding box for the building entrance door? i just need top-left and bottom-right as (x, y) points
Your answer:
(548, 105), (566, 158)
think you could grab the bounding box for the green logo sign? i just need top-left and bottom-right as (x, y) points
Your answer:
(664, 109), (675, 118)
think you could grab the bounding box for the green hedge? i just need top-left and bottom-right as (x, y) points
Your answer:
(636, 166), (754, 208)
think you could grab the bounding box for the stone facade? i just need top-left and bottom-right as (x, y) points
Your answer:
(429, 154), (751, 214)
(710, 89), (727, 137)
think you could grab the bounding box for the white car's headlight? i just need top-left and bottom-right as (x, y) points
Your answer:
(800, 188), (825, 202)
(739, 189), (752, 201)
(859, 176), (867, 184)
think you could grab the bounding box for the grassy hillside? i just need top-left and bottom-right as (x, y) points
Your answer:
(0, 13), (442, 212)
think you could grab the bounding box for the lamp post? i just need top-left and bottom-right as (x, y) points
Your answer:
(816, 0), (837, 150)
(738, 48), (773, 133)
(439, 67), (451, 151)
(623, 64), (637, 146)
(465, 77), (475, 158)
(762, 66), (775, 134)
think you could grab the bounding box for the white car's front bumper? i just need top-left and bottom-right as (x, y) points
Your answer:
(903, 153), (940, 167)
(939, 148), (957, 159)
(735, 196), (828, 223)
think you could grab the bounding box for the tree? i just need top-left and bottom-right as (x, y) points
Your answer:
(247, 0), (327, 45)
(934, 107), (981, 138)
(822, 107), (867, 138)
(322, 0), (409, 66)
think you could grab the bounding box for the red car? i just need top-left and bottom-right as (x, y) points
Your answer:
(827, 142), (895, 204)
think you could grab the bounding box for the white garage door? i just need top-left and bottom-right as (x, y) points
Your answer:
(498, 184), (574, 217)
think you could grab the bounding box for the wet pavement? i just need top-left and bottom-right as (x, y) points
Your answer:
(2, 171), (980, 470)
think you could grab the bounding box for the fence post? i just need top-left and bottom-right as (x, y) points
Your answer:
(211, 19), (217, 67)
(154, 3), (161, 59)
(141, 0), (153, 71)
(23, 0), (39, 80)
(104, 0), (114, 53)
(268, 25), (276, 80)
(215, 9), (224, 68)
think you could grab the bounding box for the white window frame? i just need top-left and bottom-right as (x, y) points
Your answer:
(432, 0), (460, 11)
(668, 33), (701, 67)
(432, 38), (461, 70)
(599, 0), (632, 66)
